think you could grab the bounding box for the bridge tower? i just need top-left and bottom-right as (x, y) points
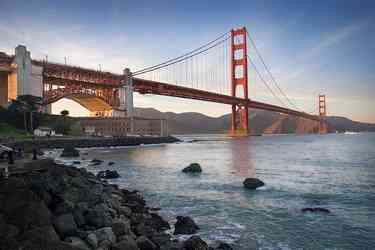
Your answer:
(230, 27), (249, 135)
(318, 94), (328, 133)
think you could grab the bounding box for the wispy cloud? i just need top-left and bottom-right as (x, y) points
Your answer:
(281, 20), (368, 82)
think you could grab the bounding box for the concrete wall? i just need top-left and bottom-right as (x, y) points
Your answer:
(77, 117), (168, 136)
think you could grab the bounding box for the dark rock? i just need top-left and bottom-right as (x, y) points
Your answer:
(243, 178), (265, 190)
(94, 227), (116, 244)
(86, 233), (98, 249)
(85, 204), (113, 228)
(0, 223), (20, 239)
(112, 235), (139, 250)
(97, 170), (120, 179)
(137, 235), (157, 250)
(184, 236), (208, 250)
(61, 146), (80, 157)
(108, 161), (115, 166)
(112, 218), (131, 237)
(1, 188), (52, 231)
(174, 216), (199, 235)
(91, 158), (103, 165)
(53, 213), (78, 238)
(147, 213), (170, 231)
(182, 163), (202, 173)
(73, 161), (81, 165)
(65, 236), (91, 250)
(21, 225), (60, 242)
(210, 241), (234, 250)
(301, 207), (330, 213)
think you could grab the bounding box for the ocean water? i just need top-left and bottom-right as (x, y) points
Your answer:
(51, 133), (375, 250)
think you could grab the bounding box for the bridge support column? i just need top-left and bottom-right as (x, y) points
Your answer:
(230, 27), (249, 136)
(14, 45), (43, 99)
(114, 68), (134, 119)
(318, 94), (328, 134)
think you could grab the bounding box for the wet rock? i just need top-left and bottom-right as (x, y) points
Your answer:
(65, 236), (91, 250)
(112, 235), (139, 250)
(182, 163), (202, 173)
(108, 161), (115, 166)
(94, 227), (116, 244)
(91, 158), (103, 165)
(97, 170), (120, 179)
(119, 205), (132, 217)
(210, 241), (234, 250)
(61, 146), (80, 157)
(53, 213), (78, 238)
(184, 236), (208, 250)
(73, 161), (81, 165)
(86, 233), (98, 249)
(85, 204), (113, 228)
(301, 207), (330, 213)
(174, 216), (199, 235)
(243, 178), (265, 190)
(137, 235), (157, 250)
(112, 218), (131, 237)
(148, 213), (170, 231)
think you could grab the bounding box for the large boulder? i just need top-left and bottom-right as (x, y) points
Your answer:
(243, 178), (265, 190)
(112, 235), (139, 250)
(65, 236), (91, 250)
(84, 203), (113, 228)
(86, 233), (98, 249)
(53, 213), (78, 238)
(97, 170), (120, 179)
(137, 235), (157, 250)
(182, 163), (202, 173)
(60, 146), (80, 157)
(210, 241), (234, 250)
(184, 236), (208, 250)
(147, 213), (170, 232)
(174, 216), (199, 235)
(94, 227), (116, 245)
(112, 218), (131, 237)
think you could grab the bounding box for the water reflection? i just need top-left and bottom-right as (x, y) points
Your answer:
(230, 137), (255, 177)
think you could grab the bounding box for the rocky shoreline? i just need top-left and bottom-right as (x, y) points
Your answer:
(4, 136), (181, 151)
(0, 159), (232, 250)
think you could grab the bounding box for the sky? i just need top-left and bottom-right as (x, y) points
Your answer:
(1, 0), (374, 123)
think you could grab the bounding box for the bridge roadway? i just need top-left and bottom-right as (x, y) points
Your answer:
(43, 73), (319, 122)
(30, 60), (320, 122)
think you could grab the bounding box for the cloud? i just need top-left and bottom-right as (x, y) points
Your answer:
(281, 20), (368, 82)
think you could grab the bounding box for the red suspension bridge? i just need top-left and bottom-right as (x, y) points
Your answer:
(0, 26), (328, 135)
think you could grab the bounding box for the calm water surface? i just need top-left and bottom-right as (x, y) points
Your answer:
(52, 133), (375, 250)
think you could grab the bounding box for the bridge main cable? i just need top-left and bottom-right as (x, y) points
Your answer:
(246, 29), (303, 112)
(132, 31), (230, 76)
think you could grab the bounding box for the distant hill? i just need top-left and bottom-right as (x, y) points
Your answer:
(134, 107), (375, 134)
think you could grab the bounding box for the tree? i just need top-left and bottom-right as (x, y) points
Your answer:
(60, 110), (69, 116)
(8, 95), (42, 132)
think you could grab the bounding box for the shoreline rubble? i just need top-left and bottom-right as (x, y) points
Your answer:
(0, 160), (232, 250)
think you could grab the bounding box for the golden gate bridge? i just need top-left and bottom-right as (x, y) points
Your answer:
(0, 27), (328, 135)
